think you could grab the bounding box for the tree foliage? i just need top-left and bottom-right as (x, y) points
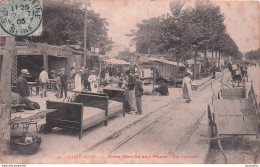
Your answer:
(116, 49), (135, 62)
(128, 0), (240, 60)
(16, 0), (112, 54)
(245, 49), (260, 62)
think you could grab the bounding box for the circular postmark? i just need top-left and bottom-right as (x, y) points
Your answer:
(0, 0), (42, 36)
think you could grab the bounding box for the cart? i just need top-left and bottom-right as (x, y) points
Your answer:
(208, 84), (260, 163)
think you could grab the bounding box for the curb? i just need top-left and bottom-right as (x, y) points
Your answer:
(82, 69), (229, 154)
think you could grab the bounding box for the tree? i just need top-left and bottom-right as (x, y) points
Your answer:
(16, 0), (112, 54)
(117, 49), (136, 62)
(245, 49), (260, 63)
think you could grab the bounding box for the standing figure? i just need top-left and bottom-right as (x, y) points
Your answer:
(16, 69), (30, 98)
(88, 70), (98, 93)
(84, 68), (90, 90)
(134, 74), (143, 115)
(60, 68), (67, 98)
(70, 67), (77, 90)
(74, 69), (83, 91)
(55, 72), (62, 98)
(39, 67), (50, 98)
(182, 73), (192, 103)
(126, 69), (136, 113)
(50, 70), (57, 79)
(211, 63), (216, 79)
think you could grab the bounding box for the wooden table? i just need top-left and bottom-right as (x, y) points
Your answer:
(12, 82), (41, 96)
(28, 82), (40, 96)
(11, 109), (57, 132)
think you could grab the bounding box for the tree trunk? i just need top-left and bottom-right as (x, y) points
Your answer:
(0, 36), (15, 156)
(194, 49), (197, 80)
(218, 51), (221, 69)
(211, 49), (214, 64)
(204, 50), (207, 68)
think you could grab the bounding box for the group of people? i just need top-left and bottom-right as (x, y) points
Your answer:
(227, 62), (248, 83)
(49, 68), (68, 98)
(70, 66), (99, 93)
(124, 69), (143, 115)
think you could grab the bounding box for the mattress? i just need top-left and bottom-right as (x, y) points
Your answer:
(108, 100), (123, 116)
(82, 100), (123, 127)
(82, 107), (106, 128)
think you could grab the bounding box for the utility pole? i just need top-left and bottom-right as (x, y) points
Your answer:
(83, 1), (87, 67)
(0, 36), (15, 155)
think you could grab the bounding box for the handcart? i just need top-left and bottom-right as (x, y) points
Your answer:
(208, 84), (260, 163)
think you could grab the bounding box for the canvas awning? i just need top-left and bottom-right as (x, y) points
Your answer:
(148, 57), (185, 67)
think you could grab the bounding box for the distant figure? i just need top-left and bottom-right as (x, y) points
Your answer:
(88, 70), (98, 93)
(55, 72), (62, 98)
(105, 69), (110, 82)
(211, 64), (216, 79)
(60, 68), (67, 98)
(110, 72), (119, 85)
(134, 74), (143, 115)
(39, 67), (50, 98)
(182, 73), (192, 103)
(84, 68), (90, 91)
(155, 82), (169, 96)
(70, 67), (77, 90)
(50, 70), (57, 79)
(74, 69), (83, 91)
(227, 62), (232, 72)
(16, 69), (30, 98)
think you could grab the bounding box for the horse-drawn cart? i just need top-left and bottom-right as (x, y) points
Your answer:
(208, 85), (260, 163)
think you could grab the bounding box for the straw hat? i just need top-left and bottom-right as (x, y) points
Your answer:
(21, 69), (30, 75)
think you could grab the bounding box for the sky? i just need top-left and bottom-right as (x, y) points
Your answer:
(89, 0), (260, 54)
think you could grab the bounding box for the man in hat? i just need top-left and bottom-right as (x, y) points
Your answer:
(50, 70), (57, 79)
(60, 68), (67, 98)
(126, 69), (136, 113)
(134, 74), (143, 115)
(16, 69), (30, 98)
(39, 67), (50, 97)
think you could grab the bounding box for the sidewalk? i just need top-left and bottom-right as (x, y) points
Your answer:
(6, 69), (227, 163)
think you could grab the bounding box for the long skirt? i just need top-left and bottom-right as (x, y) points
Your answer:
(182, 83), (191, 101)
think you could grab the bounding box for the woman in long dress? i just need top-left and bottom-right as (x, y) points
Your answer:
(74, 70), (83, 91)
(182, 73), (192, 103)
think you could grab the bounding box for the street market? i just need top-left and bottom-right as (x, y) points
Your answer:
(0, 0), (259, 165)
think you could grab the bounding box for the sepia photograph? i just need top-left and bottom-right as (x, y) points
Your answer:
(0, 0), (259, 165)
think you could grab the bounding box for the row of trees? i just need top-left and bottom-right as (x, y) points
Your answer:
(16, 0), (113, 54)
(128, 0), (241, 62)
(245, 49), (260, 63)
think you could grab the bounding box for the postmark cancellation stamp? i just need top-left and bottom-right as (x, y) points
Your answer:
(0, 0), (42, 36)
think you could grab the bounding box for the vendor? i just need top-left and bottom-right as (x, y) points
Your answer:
(88, 70), (98, 93)
(16, 69), (30, 98)
(155, 82), (169, 96)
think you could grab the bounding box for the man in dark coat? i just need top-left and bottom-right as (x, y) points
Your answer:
(16, 69), (30, 98)
(127, 70), (136, 112)
(60, 68), (67, 98)
(135, 74), (143, 115)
